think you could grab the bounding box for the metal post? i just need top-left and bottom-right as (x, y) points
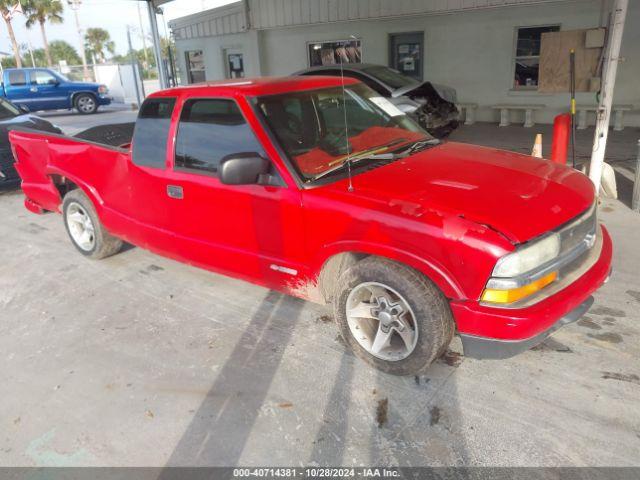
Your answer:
(633, 140), (640, 213)
(147, 0), (168, 89)
(127, 26), (142, 108)
(589, 0), (628, 193)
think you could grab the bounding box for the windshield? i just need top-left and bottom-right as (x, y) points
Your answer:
(361, 66), (419, 90)
(256, 83), (432, 182)
(0, 98), (21, 119)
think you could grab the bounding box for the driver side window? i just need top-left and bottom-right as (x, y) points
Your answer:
(175, 98), (266, 176)
(32, 70), (57, 85)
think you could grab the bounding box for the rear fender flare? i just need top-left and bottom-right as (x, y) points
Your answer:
(46, 167), (104, 214)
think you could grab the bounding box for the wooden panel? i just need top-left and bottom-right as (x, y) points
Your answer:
(538, 29), (602, 93)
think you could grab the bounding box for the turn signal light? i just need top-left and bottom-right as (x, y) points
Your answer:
(481, 271), (558, 304)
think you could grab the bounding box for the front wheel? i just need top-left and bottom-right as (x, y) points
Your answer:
(333, 257), (454, 375)
(75, 93), (98, 114)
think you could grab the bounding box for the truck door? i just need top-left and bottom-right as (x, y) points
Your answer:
(28, 70), (68, 110)
(124, 96), (181, 250)
(4, 70), (32, 109)
(163, 96), (307, 289)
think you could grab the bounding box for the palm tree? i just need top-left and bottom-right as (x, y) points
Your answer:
(24, 0), (64, 67)
(0, 0), (23, 67)
(84, 27), (114, 64)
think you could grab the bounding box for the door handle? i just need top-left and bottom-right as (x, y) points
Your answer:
(167, 185), (183, 199)
(30, 87), (37, 92)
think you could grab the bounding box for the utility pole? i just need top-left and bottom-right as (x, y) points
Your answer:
(137, 2), (150, 69)
(588, 0), (628, 194)
(67, 0), (90, 81)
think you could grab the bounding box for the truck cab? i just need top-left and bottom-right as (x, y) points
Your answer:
(1, 68), (111, 114)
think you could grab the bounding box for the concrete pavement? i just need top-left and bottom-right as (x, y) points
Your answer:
(0, 188), (639, 467)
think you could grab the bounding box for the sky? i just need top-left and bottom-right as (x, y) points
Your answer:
(0, 0), (236, 60)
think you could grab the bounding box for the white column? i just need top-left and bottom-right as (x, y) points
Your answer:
(147, 0), (169, 90)
(589, 0), (628, 193)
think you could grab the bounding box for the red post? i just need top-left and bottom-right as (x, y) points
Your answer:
(551, 113), (571, 165)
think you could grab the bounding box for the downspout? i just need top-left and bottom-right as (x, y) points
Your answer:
(242, 0), (251, 30)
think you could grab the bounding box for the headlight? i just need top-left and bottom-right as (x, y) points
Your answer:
(98, 85), (108, 94)
(482, 233), (561, 305)
(493, 233), (560, 277)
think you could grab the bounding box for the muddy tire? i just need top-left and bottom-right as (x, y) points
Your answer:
(62, 189), (122, 259)
(74, 93), (98, 114)
(333, 257), (454, 376)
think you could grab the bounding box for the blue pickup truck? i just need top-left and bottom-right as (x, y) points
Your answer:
(0, 68), (111, 114)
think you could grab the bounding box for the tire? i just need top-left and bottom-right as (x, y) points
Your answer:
(333, 257), (454, 376)
(62, 189), (122, 259)
(74, 93), (98, 114)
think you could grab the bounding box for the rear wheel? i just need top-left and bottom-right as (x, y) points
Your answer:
(75, 93), (98, 114)
(333, 257), (454, 375)
(63, 189), (122, 259)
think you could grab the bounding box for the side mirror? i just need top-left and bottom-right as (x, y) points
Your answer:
(219, 153), (270, 185)
(18, 105), (30, 114)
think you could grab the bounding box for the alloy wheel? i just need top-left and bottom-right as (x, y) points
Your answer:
(345, 281), (418, 361)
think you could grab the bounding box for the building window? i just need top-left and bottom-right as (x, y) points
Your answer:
(308, 40), (362, 67)
(185, 50), (205, 84)
(513, 25), (559, 89)
(175, 99), (265, 175)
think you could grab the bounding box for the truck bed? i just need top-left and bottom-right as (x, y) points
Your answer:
(73, 122), (135, 148)
(9, 127), (131, 216)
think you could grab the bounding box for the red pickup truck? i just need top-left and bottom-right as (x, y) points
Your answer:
(9, 76), (612, 375)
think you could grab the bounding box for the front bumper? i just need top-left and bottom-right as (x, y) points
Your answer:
(97, 94), (112, 106)
(451, 225), (612, 358)
(460, 296), (593, 359)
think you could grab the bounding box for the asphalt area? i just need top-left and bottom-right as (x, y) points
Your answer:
(1, 112), (639, 466)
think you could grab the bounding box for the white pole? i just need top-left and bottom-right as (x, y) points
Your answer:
(147, 0), (168, 89)
(588, 0), (628, 193)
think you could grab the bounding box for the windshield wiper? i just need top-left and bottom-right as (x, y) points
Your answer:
(400, 138), (441, 155)
(312, 152), (405, 181)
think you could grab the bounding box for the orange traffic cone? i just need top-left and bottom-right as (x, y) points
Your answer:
(531, 134), (543, 158)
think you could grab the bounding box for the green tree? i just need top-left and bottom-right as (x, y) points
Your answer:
(49, 39), (81, 64)
(23, 0), (64, 67)
(31, 40), (81, 67)
(84, 27), (115, 63)
(0, 0), (23, 67)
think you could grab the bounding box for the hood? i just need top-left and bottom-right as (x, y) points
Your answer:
(0, 114), (61, 136)
(392, 81), (457, 104)
(321, 142), (595, 244)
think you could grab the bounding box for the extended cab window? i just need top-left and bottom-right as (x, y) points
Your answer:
(175, 99), (264, 175)
(8, 70), (26, 86)
(132, 98), (176, 168)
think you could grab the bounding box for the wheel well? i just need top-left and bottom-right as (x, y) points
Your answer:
(50, 174), (78, 199)
(317, 252), (369, 304)
(318, 252), (457, 304)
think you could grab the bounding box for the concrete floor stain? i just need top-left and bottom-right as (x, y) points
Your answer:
(588, 332), (624, 344)
(376, 398), (388, 428)
(589, 305), (626, 318)
(429, 406), (441, 426)
(577, 317), (602, 330)
(601, 372), (640, 385)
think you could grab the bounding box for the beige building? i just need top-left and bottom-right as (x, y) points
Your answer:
(169, 0), (639, 126)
